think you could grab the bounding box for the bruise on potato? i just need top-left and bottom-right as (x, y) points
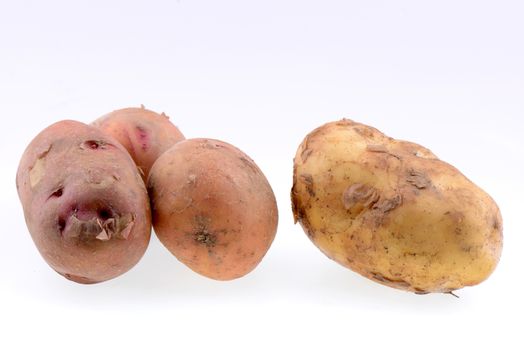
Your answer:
(92, 105), (185, 180)
(16, 120), (151, 284)
(291, 119), (503, 294)
(148, 138), (278, 281)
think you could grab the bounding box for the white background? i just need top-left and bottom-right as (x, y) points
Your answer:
(1, 1), (523, 349)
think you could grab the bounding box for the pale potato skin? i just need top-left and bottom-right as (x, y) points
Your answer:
(291, 119), (503, 294)
(16, 120), (151, 284)
(92, 106), (185, 180)
(148, 138), (278, 280)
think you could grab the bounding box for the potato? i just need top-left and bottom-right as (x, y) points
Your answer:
(16, 120), (151, 284)
(92, 106), (185, 180)
(148, 138), (278, 280)
(291, 119), (503, 294)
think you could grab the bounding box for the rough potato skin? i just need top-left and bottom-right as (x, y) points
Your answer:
(291, 119), (503, 294)
(16, 120), (151, 284)
(148, 138), (278, 281)
(92, 106), (185, 180)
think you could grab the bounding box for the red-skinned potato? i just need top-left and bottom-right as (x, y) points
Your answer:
(147, 138), (278, 280)
(16, 120), (151, 284)
(92, 106), (185, 180)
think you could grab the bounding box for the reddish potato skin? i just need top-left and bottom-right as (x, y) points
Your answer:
(147, 138), (278, 280)
(92, 106), (185, 180)
(16, 120), (151, 284)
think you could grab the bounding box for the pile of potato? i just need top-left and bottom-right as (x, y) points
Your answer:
(17, 111), (502, 294)
(17, 106), (278, 283)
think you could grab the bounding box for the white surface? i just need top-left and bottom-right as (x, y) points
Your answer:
(1, 1), (523, 349)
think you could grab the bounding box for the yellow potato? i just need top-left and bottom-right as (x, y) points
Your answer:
(291, 119), (503, 294)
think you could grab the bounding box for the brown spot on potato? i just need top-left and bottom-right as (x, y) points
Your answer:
(366, 144), (388, 153)
(342, 183), (380, 216)
(444, 211), (465, 224)
(300, 174), (315, 197)
(300, 127), (325, 163)
(62, 273), (96, 284)
(366, 144), (401, 160)
(492, 216), (500, 231)
(58, 218), (66, 233)
(81, 140), (112, 150)
(414, 289), (430, 295)
(202, 140), (223, 150)
(193, 215), (217, 247)
(195, 230), (217, 247)
(48, 187), (63, 200)
(370, 272), (411, 289)
(293, 201), (314, 238)
(291, 194), (299, 224)
(353, 125), (376, 139)
(373, 194), (402, 213)
(301, 148), (313, 163)
(239, 156), (259, 174)
(368, 194), (403, 226)
(406, 169), (431, 189)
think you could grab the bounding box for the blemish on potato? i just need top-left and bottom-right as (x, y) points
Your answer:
(47, 186), (63, 200)
(202, 140), (223, 150)
(81, 140), (112, 150)
(96, 229), (110, 241)
(444, 210), (465, 224)
(342, 183), (380, 216)
(192, 215), (217, 247)
(414, 289), (430, 295)
(58, 217), (66, 233)
(353, 126), (375, 139)
(239, 156), (259, 174)
(187, 174), (197, 185)
(135, 125), (149, 151)
(336, 118), (354, 126)
(366, 144), (387, 153)
(492, 216), (501, 231)
(300, 174), (315, 197)
(301, 148), (313, 163)
(195, 230), (217, 247)
(300, 128), (325, 163)
(373, 194), (402, 213)
(406, 169), (431, 189)
(370, 272), (411, 289)
(29, 145), (52, 188)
